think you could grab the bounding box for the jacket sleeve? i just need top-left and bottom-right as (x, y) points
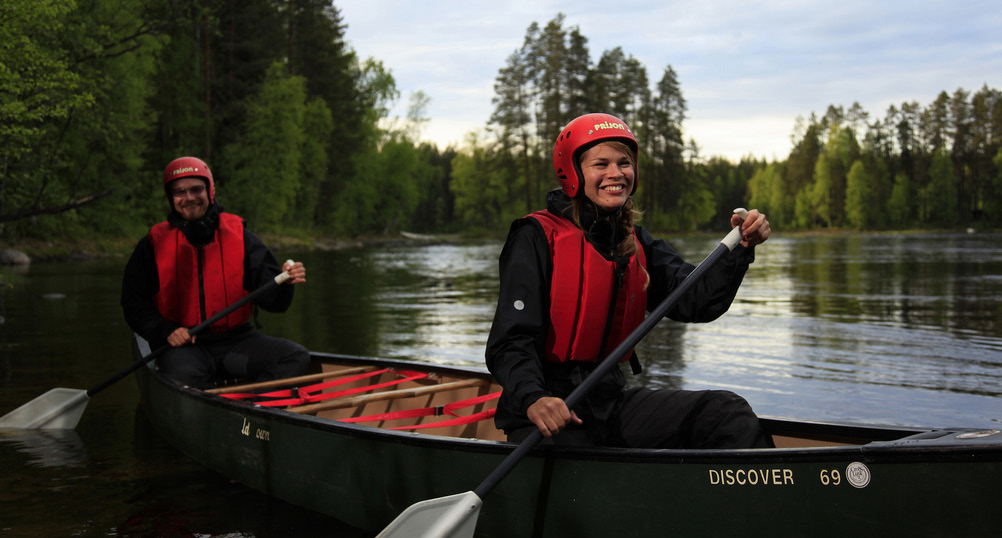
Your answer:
(638, 225), (755, 322)
(242, 228), (294, 313)
(120, 235), (178, 346)
(485, 218), (552, 418)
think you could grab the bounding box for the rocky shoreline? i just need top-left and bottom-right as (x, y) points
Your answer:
(0, 249), (31, 266)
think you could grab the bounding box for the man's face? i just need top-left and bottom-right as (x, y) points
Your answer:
(169, 177), (210, 221)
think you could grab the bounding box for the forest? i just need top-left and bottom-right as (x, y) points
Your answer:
(3, 1), (1001, 253)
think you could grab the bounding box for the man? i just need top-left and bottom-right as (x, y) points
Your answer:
(121, 156), (310, 388)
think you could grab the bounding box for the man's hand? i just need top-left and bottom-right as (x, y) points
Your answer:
(283, 260), (307, 285)
(167, 327), (194, 347)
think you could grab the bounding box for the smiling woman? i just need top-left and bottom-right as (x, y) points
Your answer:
(485, 112), (774, 450)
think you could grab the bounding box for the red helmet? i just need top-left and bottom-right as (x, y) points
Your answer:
(553, 113), (639, 198)
(163, 156), (215, 203)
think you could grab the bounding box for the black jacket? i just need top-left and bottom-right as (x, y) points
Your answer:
(485, 190), (755, 434)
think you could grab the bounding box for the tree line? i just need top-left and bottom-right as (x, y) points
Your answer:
(466, 14), (1002, 233)
(3, 4), (1000, 250)
(750, 92), (1002, 230)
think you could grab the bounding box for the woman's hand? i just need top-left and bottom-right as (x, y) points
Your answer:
(731, 209), (771, 248)
(527, 396), (583, 437)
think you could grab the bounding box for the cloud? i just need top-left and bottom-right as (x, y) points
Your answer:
(338, 0), (1002, 161)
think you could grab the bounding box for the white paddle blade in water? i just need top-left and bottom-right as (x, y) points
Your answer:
(377, 491), (482, 538)
(0, 388), (89, 430)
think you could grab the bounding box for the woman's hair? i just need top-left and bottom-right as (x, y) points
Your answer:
(571, 141), (649, 288)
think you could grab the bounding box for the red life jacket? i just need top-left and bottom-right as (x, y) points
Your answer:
(528, 210), (648, 364)
(149, 212), (252, 332)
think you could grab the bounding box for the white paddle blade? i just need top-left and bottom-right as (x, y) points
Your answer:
(0, 388), (89, 430)
(377, 491), (482, 538)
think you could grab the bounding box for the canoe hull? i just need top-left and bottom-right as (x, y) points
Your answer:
(134, 337), (1002, 537)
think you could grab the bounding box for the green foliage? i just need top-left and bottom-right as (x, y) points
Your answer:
(864, 155), (891, 229)
(927, 150), (958, 226)
(667, 167), (715, 231)
(989, 148), (1002, 220)
(1, 0), (165, 239)
(887, 171), (912, 228)
(747, 164), (791, 227)
(329, 58), (396, 236)
(450, 134), (512, 232)
(845, 160), (869, 229)
(296, 97), (333, 231)
(810, 152), (833, 228)
(794, 188), (813, 229)
(359, 134), (422, 234)
(408, 143), (457, 232)
(224, 63), (307, 230)
(0, 0), (87, 162)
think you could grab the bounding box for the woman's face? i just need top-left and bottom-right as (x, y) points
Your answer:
(580, 142), (635, 212)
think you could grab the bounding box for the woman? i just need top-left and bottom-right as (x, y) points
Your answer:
(485, 113), (773, 449)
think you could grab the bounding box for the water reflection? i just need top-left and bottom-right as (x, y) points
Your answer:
(367, 243), (499, 366)
(671, 232), (1002, 427)
(265, 242), (501, 367)
(267, 232), (1002, 429)
(0, 429), (87, 468)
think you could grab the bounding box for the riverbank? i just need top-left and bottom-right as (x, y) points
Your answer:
(1, 230), (495, 264)
(3, 224), (992, 265)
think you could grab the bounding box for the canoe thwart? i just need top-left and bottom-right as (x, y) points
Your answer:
(288, 378), (491, 414)
(205, 366), (376, 394)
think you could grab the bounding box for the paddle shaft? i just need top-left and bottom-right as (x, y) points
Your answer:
(473, 224), (746, 500)
(87, 269), (293, 397)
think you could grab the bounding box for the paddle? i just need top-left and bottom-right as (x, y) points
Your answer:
(376, 210), (751, 538)
(0, 260), (299, 430)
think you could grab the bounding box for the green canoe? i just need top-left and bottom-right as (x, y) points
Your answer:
(133, 334), (1002, 537)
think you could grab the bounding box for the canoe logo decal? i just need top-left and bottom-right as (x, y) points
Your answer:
(240, 416), (271, 441)
(846, 462), (870, 488)
(707, 467), (795, 486)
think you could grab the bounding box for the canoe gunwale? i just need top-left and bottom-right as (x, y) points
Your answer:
(133, 334), (1002, 466)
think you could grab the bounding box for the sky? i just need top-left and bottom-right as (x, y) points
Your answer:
(337, 1), (1002, 161)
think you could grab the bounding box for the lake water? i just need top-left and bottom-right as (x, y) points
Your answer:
(2, 231), (1001, 536)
